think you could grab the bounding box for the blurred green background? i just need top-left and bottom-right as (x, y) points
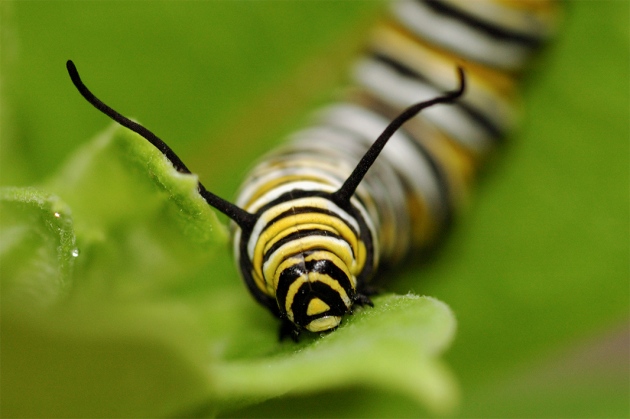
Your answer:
(1, 1), (628, 417)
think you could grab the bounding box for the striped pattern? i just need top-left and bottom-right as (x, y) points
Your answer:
(233, 0), (559, 334)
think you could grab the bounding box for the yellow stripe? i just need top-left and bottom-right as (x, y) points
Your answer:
(262, 223), (338, 254)
(249, 198), (366, 284)
(249, 267), (271, 298)
(284, 274), (307, 322)
(262, 235), (356, 286)
(258, 214), (361, 259)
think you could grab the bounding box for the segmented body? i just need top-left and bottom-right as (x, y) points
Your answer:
(232, 0), (559, 334)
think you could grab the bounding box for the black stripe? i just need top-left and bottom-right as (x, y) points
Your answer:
(372, 53), (504, 139)
(262, 228), (351, 265)
(422, 0), (542, 47)
(249, 166), (372, 223)
(260, 205), (359, 240)
(373, 52), (430, 82)
(276, 262), (305, 317)
(254, 189), (332, 215)
(308, 258), (354, 292)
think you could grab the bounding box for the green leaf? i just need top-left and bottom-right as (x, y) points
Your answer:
(0, 187), (76, 307)
(45, 123), (228, 300)
(214, 295), (458, 417)
(0, 125), (232, 417)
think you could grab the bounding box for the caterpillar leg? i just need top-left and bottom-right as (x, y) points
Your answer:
(279, 318), (301, 342)
(353, 292), (375, 308)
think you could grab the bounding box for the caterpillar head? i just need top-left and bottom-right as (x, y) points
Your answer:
(273, 250), (358, 333)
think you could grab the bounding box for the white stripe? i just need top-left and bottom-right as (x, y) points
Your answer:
(393, 0), (530, 70)
(353, 58), (494, 154)
(443, 0), (553, 37)
(236, 165), (344, 206)
(317, 103), (444, 218)
(242, 180), (335, 214)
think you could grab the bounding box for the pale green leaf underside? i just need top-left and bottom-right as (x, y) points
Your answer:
(0, 187), (76, 307)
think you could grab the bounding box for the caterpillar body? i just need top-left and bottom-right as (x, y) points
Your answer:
(67, 0), (559, 338)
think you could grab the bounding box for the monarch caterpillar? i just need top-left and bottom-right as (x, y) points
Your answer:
(66, 0), (558, 338)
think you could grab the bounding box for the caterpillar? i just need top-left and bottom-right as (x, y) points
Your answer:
(66, 0), (558, 338)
